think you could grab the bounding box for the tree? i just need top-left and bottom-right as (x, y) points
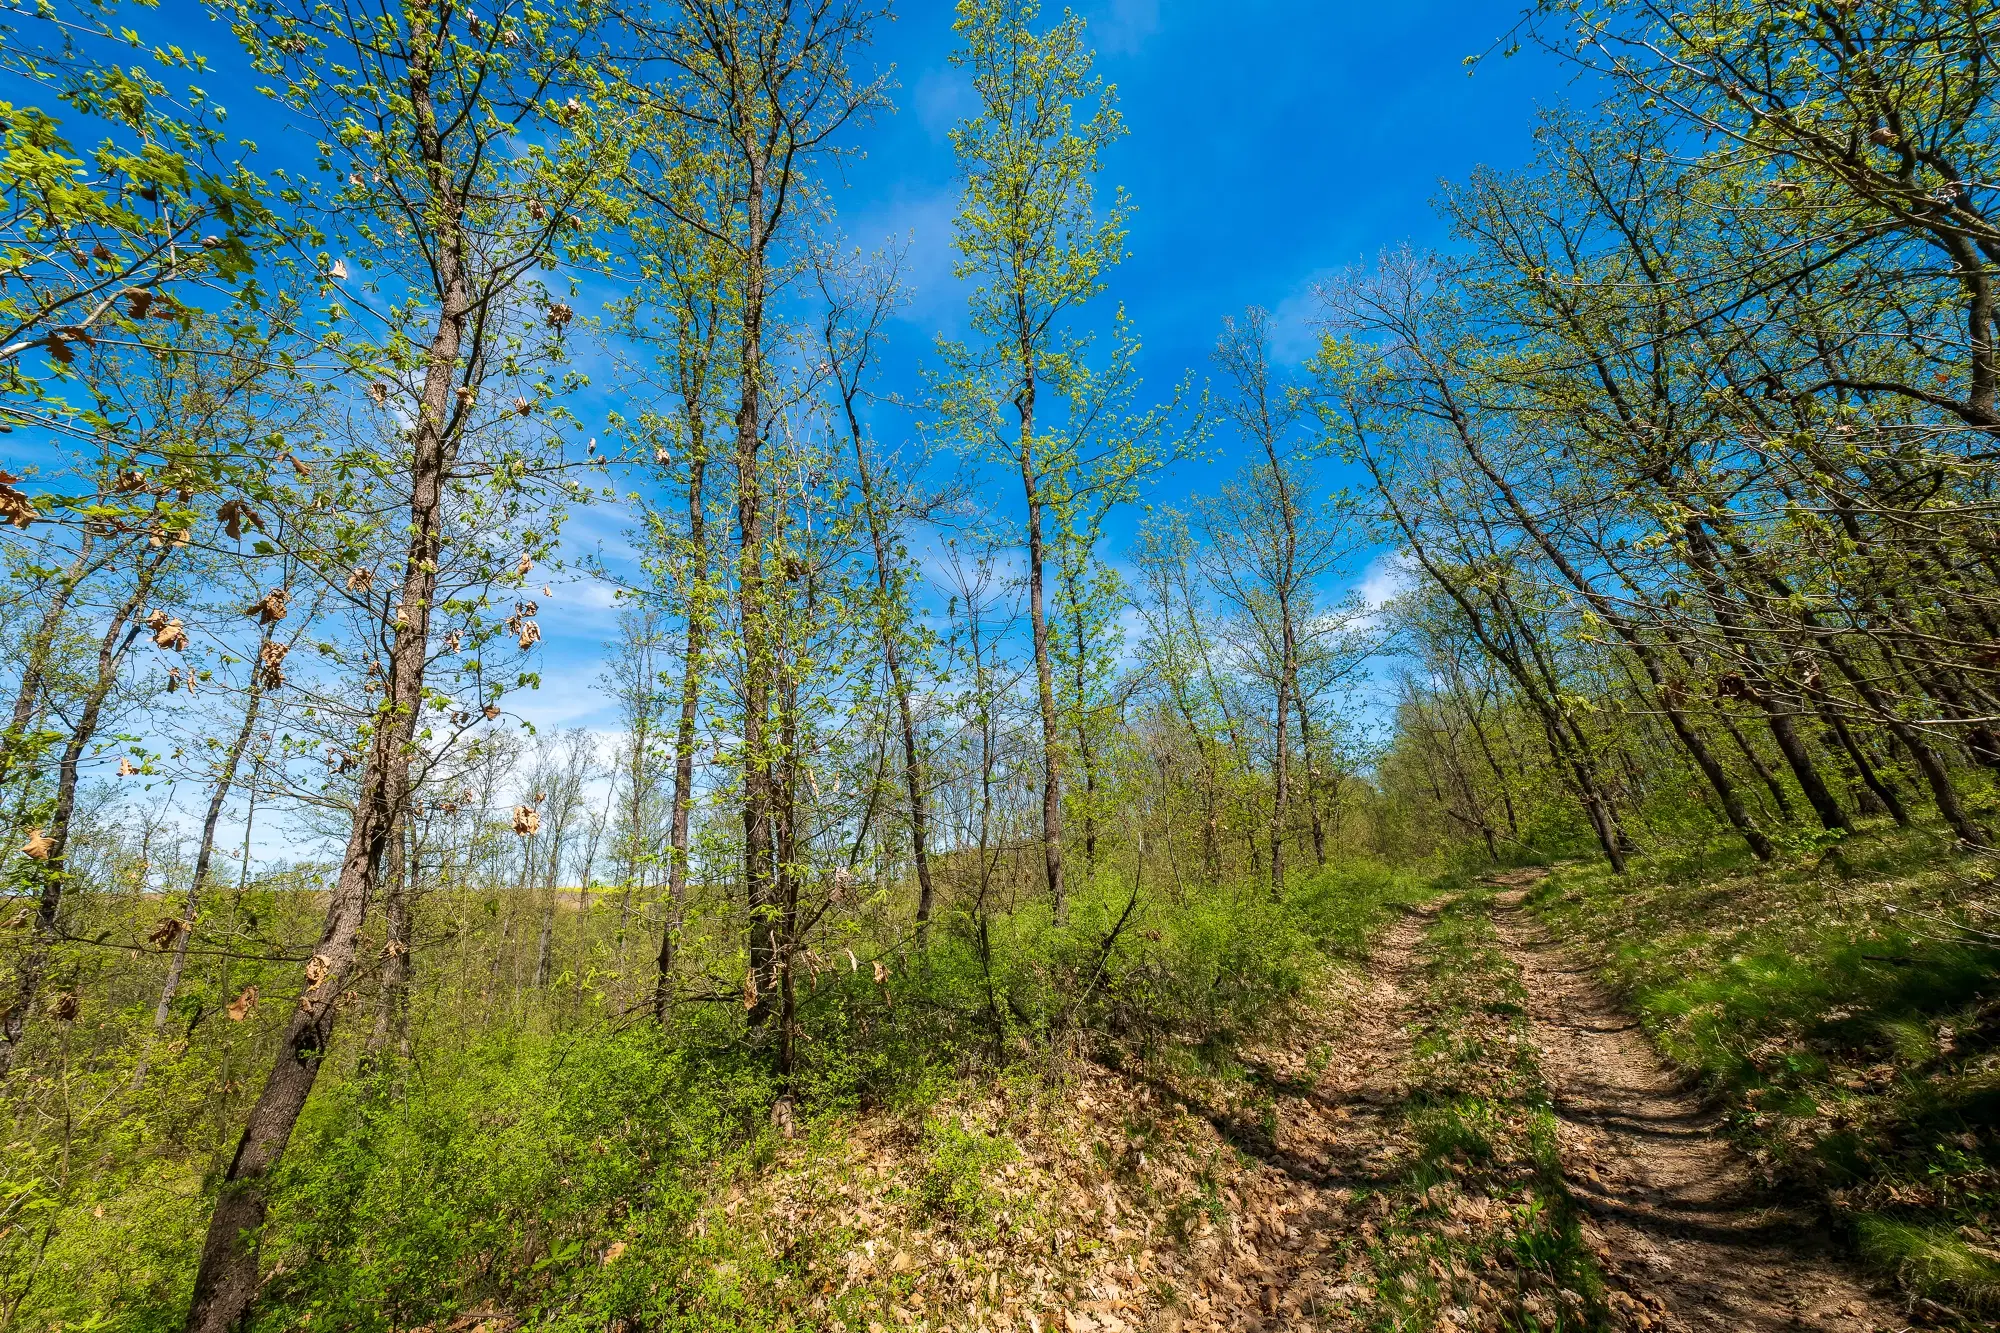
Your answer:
(940, 0), (1127, 918)
(182, 2), (622, 1324)
(636, 0), (886, 1027)
(812, 244), (946, 937)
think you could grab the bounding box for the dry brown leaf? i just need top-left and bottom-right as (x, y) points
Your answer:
(258, 640), (289, 691)
(148, 916), (185, 951)
(19, 828), (53, 860)
(217, 498), (262, 540)
(512, 805), (540, 836)
(152, 616), (188, 651)
(0, 474), (37, 529)
(227, 986), (258, 1021)
(244, 588), (289, 625)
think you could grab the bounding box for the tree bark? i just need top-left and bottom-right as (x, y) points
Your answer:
(1019, 355), (1065, 918)
(365, 812), (412, 1065)
(656, 364), (709, 1018)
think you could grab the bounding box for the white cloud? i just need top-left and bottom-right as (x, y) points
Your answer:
(1267, 267), (1338, 365)
(509, 663), (619, 734)
(1349, 548), (1416, 627)
(837, 186), (967, 334)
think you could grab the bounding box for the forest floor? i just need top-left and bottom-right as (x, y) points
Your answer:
(558, 870), (1930, 1333)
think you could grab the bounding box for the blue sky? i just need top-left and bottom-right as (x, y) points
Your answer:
(524, 0), (1568, 738)
(37, 2), (1573, 832)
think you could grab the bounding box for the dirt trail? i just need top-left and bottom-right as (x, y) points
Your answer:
(1169, 903), (1438, 1327)
(1485, 871), (1912, 1333)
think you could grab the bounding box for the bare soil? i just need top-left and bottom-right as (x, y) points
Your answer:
(1486, 871), (1913, 1333)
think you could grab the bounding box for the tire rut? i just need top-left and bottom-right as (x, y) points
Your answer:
(1486, 875), (1913, 1333)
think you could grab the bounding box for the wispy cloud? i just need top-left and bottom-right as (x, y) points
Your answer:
(839, 186), (967, 333)
(1093, 0), (1161, 55)
(913, 65), (974, 141)
(1267, 268), (1338, 365)
(1349, 548), (1416, 627)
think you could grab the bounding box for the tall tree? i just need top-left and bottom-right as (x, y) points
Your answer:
(639, 0), (885, 1025)
(941, 0), (1127, 917)
(182, 3), (619, 1325)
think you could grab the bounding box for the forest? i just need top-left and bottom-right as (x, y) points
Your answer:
(2, 1), (1997, 1330)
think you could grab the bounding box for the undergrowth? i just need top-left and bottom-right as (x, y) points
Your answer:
(3, 858), (1427, 1331)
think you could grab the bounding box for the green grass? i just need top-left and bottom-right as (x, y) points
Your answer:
(1529, 827), (2000, 1315)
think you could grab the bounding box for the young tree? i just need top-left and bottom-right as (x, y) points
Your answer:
(812, 245), (947, 936)
(637, 0), (886, 1026)
(940, 0), (1126, 917)
(182, 3), (620, 1325)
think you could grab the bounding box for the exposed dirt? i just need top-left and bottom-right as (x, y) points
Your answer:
(1486, 870), (1914, 1333)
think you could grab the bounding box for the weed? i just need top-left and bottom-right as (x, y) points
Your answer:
(912, 1114), (1017, 1229)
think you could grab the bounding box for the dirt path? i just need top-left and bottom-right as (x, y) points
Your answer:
(1158, 902), (1438, 1328)
(1486, 874), (1912, 1333)
(1261, 904), (1434, 1195)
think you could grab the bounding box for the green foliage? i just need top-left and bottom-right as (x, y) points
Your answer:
(912, 1113), (1017, 1229)
(255, 1023), (774, 1331)
(1856, 1217), (2000, 1313)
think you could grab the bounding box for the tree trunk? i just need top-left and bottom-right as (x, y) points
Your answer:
(182, 51), (473, 1323)
(135, 639), (269, 1090)
(738, 156), (779, 1026)
(1019, 357), (1065, 918)
(1450, 431), (1774, 861)
(844, 399), (933, 940)
(656, 424), (708, 1018)
(365, 812), (413, 1064)
(1295, 694), (1328, 868)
